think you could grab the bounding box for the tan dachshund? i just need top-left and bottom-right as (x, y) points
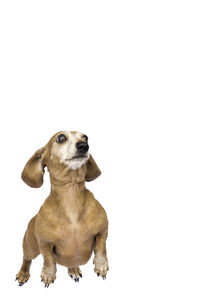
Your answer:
(16, 131), (109, 287)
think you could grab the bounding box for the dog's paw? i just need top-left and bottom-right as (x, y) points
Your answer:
(16, 271), (30, 286)
(41, 268), (56, 287)
(93, 256), (109, 279)
(68, 267), (82, 282)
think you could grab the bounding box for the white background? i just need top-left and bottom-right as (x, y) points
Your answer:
(0, 1), (200, 299)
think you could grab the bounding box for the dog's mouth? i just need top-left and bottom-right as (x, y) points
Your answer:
(72, 155), (88, 160)
(65, 155), (88, 161)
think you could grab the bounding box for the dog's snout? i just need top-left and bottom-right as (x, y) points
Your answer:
(76, 142), (89, 154)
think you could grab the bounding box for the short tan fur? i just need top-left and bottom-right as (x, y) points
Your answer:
(16, 131), (109, 287)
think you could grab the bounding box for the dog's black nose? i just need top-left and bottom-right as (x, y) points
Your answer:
(76, 142), (89, 154)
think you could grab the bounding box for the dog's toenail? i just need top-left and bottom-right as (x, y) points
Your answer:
(18, 282), (24, 286)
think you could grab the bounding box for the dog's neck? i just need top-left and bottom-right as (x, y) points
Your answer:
(48, 163), (87, 221)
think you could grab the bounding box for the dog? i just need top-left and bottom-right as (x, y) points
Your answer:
(16, 131), (109, 287)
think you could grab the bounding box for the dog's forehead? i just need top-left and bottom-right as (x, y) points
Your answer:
(65, 131), (82, 140)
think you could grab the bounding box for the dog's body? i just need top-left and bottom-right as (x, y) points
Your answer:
(16, 131), (109, 286)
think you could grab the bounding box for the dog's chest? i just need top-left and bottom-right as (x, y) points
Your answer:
(54, 218), (94, 251)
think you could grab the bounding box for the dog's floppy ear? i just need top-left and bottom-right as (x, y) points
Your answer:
(21, 147), (47, 188)
(85, 155), (101, 182)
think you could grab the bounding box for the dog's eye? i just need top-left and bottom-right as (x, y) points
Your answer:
(82, 135), (88, 142)
(56, 134), (67, 144)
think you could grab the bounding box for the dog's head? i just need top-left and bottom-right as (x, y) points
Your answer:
(21, 131), (101, 187)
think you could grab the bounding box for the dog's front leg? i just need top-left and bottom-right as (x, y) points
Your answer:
(93, 230), (109, 279)
(40, 242), (56, 287)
